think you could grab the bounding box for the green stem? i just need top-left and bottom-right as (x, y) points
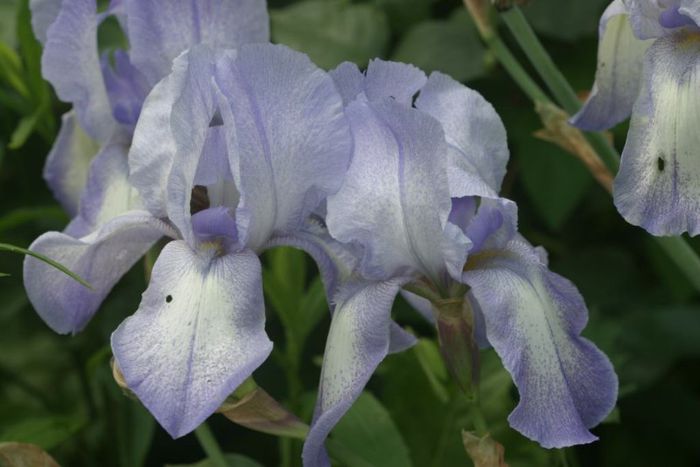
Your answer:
(194, 423), (228, 467)
(501, 7), (581, 114)
(485, 35), (549, 104)
(488, 5), (700, 294)
(500, 7), (621, 172)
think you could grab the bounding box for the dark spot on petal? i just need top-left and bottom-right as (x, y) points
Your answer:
(166, 295), (173, 303)
(657, 157), (666, 172)
(209, 109), (223, 127)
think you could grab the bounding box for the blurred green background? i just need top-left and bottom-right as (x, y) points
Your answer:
(2, 0), (700, 466)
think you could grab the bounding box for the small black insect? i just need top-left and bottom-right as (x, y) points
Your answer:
(166, 295), (173, 303)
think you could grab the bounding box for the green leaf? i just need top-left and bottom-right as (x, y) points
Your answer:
(9, 109), (42, 149)
(167, 453), (264, 467)
(392, 10), (487, 83)
(0, 1), (18, 46)
(271, 0), (390, 70)
(0, 206), (67, 233)
(522, 0), (609, 41)
(0, 416), (84, 450)
(0, 243), (92, 289)
(327, 392), (413, 467)
(375, 0), (431, 34)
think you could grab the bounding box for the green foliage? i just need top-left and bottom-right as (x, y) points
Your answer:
(271, 0), (390, 69)
(2, 1), (700, 466)
(327, 392), (413, 467)
(393, 10), (487, 83)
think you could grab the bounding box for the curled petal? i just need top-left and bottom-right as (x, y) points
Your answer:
(614, 35), (700, 235)
(125, 0), (269, 86)
(326, 99), (451, 283)
(23, 211), (174, 334)
(463, 241), (618, 448)
(571, 1), (652, 131)
(303, 279), (406, 467)
(679, 0), (700, 27)
(42, 0), (113, 141)
(214, 43), (351, 251)
(43, 111), (99, 216)
(364, 59), (427, 104)
(111, 241), (273, 438)
(623, 0), (667, 39)
(101, 50), (150, 128)
(128, 52), (192, 218)
(328, 62), (365, 106)
(416, 72), (508, 193)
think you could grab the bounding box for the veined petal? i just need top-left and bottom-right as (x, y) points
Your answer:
(128, 51), (191, 218)
(42, 0), (114, 141)
(214, 43), (351, 251)
(76, 135), (143, 234)
(329, 59), (428, 106)
(328, 62), (365, 106)
(111, 241), (272, 438)
(124, 0), (269, 86)
(415, 72), (508, 193)
(679, 0), (700, 27)
(326, 99), (451, 283)
(43, 111), (100, 217)
(364, 59), (427, 104)
(29, 0), (61, 45)
(571, 0), (653, 131)
(302, 279), (406, 467)
(623, 0), (667, 39)
(614, 35), (700, 235)
(463, 241), (617, 448)
(101, 50), (150, 128)
(23, 211), (174, 334)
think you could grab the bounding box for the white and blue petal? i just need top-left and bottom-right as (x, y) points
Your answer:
(42, 0), (114, 141)
(571, 0), (653, 131)
(75, 135), (143, 236)
(23, 211), (174, 334)
(124, 0), (269, 86)
(326, 98), (451, 283)
(43, 111), (100, 217)
(111, 241), (273, 438)
(302, 278), (407, 467)
(214, 43), (351, 251)
(614, 35), (700, 235)
(415, 72), (508, 193)
(463, 240), (618, 448)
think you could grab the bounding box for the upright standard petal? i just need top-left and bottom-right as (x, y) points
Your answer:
(129, 51), (191, 218)
(364, 59), (427, 104)
(43, 111), (100, 216)
(125, 0), (269, 86)
(42, 0), (114, 141)
(326, 99), (451, 283)
(614, 35), (700, 235)
(416, 72), (508, 193)
(571, 0), (653, 131)
(214, 44), (351, 251)
(463, 241), (617, 448)
(23, 211), (174, 334)
(111, 241), (273, 438)
(303, 279), (407, 467)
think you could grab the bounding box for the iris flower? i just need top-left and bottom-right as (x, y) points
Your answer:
(29, 0), (268, 234)
(572, 0), (700, 235)
(24, 43), (353, 438)
(303, 60), (618, 467)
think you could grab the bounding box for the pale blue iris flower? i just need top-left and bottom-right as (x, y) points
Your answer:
(24, 42), (353, 438)
(572, 0), (700, 235)
(303, 60), (618, 467)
